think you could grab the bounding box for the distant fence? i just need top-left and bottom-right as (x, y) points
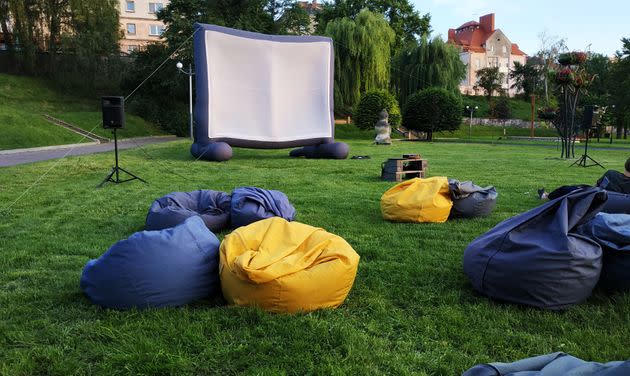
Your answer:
(464, 117), (546, 128)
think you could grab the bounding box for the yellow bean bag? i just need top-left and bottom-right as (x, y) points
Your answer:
(381, 177), (453, 223)
(219, 217), (360, 313)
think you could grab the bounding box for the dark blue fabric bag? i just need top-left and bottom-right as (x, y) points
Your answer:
(576, 212), (630, 291)
(145, 190), (231, 232)
(230, 187), (296, 228)
(463, 352), (630, 376)
(463, 187), (607, 310)
(81, 216), (220, 310)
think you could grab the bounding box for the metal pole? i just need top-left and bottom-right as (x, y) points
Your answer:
(469, 110), (473, 140)
(114, 128), (119, 183)
(530, 95), (535, 138)
(189, 64), (193, 141)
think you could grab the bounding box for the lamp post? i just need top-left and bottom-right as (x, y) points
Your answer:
(176, 61), (194, 140)
(466, 105), (478, 140)
(610, 104), (616, 144)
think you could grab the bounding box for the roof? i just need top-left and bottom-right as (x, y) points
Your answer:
(447, 13), (527, 56)
(511, 43), (526, 56)
(457, 21), (479, 29)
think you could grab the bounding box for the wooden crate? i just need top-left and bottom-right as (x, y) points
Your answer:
(381, 156), (429, 182)
(381, 170), (426, 182)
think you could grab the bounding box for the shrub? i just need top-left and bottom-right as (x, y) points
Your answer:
(490, 96), (512, 120)
(402, 87), (462, 141)
(353, 90), (401, 130)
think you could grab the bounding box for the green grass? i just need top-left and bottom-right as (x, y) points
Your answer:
(0, 73), (165, 150)
(1, 136), (629, 375)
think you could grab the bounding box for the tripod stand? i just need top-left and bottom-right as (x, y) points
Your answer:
(570, 127), (605, 169)
(98, 128), (147, 187)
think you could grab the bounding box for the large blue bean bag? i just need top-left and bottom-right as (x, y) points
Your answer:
(230, 187), (296, 228)
(600, 191), (630, 214)
(145, 190), (231, 232)
(463, 187), (607, 310)
(81, 216), (221, 310)
(577, 213), (630, 291)
(463, 352), (630, 376)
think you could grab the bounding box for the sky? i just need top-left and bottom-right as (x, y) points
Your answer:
(416, 0), (629, 57)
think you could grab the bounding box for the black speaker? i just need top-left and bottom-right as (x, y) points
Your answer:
(102, 96), (125, 129)
(582, 105), (598, 129)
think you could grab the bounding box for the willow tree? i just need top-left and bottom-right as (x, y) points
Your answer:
(391, 36), (465, 106)
(325, 9), (395, 115)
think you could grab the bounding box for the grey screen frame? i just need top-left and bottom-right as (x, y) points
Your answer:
(192, 23), (335, 149)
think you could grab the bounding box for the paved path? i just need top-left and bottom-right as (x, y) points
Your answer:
(0, 136), (180, 167)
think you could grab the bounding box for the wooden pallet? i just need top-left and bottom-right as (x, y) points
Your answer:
(381, 156), (429, 182)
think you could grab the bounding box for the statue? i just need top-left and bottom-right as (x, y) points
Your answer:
(374, 109), (391, 145)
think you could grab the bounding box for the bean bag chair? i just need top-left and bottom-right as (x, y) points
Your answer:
(463, 187), (607, 310)
(463, 352), (630, 376)
(145, 190), (231, 232)
(81, 216), (221, 310)
(600, 191), (630, 214)
(577, 213), (630, 291)
(448, 179), (498, 218)
(220, 217), (360, 313)
(230, 187), (296, 228)
(381, 177), (453, 223)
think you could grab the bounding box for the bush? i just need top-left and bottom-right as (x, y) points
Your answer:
(402, 87), (462, 141)
(353, 90), (401, 130)
(490, 96), (512, 120)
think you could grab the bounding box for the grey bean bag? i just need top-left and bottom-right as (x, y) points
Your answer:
(145, 190), (231, 232)
(463, 352), (630, 376)
(463, 187), (607, 310)
(577, 213), (630, 291)
(81, 216), (221, 310)
(230, 187), (296, 228)
(448, 179), (498, 218)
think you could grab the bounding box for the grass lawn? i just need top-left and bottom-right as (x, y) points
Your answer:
(462, 95), (535, 121)
(1, 137), (629, 375)
(0, 73), (165, 150)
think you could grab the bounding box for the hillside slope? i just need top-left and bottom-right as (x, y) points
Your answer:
(0, 74), (165, 150)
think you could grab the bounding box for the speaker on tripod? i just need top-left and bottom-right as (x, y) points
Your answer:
(98, 96), (147, 187)
(570, 105), (605, 169)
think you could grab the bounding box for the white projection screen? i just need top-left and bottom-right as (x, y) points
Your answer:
(193, 24), (335, 149)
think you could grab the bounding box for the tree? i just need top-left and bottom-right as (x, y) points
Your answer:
(475, 67), (504, 101)
(0, 0), (13, 51)
(509, 61), (540, 100)
(390, 36), (465, 106)
(610, 38), (630, 139)
(402, 87), (462, 141)
(536, 30), (566, 105)
(316, 0), (430, 53)
(354, 90), (401, 130)
(325, 9), (395, 114)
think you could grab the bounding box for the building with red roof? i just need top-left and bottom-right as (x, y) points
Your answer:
(448, 13), (527, 96)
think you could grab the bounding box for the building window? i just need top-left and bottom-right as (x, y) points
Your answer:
(490, 45), (494, 52)
(128, 45), (139, 53)
(126, 1), (135, 12)
(475, 59), (480, 68)
(126, 23), (136, 35)
(149, 2), (164, 13)
(149, 25), (165, 36)
(502, 45), (507, 54)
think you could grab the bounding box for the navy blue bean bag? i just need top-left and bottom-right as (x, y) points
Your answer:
(577, 213), (630, 291)
(81, 216), (220, 310)
(463, 352), (630, 376)
(448, 179), (498, 218)
(600, 191), (630, 214)
(145, 190), (231, 232)
(463, 187), (607, 310)
(230, 187), (296, 228)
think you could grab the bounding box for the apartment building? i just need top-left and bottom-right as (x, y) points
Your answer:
(119, 0), (170, 54)
(447, 13), (527, 96)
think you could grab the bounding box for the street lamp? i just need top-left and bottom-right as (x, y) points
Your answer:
(176, 61), (195, 140)
(466, 105), (478, 140)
